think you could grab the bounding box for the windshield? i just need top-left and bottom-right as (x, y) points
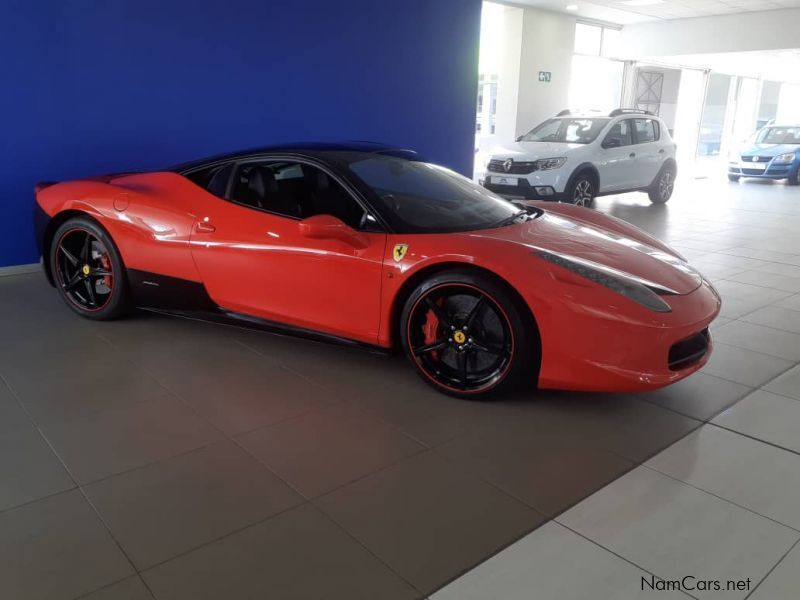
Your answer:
(519, 117), (610, 144)
(344, 155), (525, 233)
(755, 126), (800, 145)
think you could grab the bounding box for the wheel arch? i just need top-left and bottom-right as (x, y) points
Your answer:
(390, 261), (542, 376)
(650, 157), (678, 187)
(569, 162), (601, 189)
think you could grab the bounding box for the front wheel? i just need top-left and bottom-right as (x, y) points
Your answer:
(566, 172), (596, 207)
(649, 165), (676, 203)
(400, 270), (535, 398)
(728, 174), (741, 183)
(787, 169), (800, 186)
(49, 217), (130, 320)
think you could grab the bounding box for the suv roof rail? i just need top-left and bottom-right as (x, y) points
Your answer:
(609, 108), (654, 117)
(556, 109), (572, 116)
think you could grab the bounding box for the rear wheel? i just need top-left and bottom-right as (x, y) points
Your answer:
(49, 217), (130, 320)
(728, 174), (741, 183)
(400, 270), (535, 398)
(649, 164), (676, 203)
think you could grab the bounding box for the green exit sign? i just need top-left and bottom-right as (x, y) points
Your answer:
(538, 71), (551, 82)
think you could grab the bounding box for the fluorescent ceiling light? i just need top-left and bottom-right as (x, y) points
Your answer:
(620, 0), (664, 6)
(566, 4), (579, 10)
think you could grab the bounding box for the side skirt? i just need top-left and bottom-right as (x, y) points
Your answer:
(128, 269), (387, 354)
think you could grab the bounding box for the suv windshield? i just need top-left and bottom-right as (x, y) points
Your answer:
(343, 155), (526, 234)
(756, 126), (800, 145)
(519, 117), (610, 144)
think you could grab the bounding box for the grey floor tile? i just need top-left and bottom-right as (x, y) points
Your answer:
(0, 428), (74, 511)
(749, 541), (800, 600)
(84, 440), (302, 569)
(7, 355), (166, 426)
(0, 379), (32, 434)
(432, 522), (689, 600)
(713, 390), (800, 453)
(559, 467), (798, 600)
(701, 342), (795, 387)
(142, 503), (417, 600)
(711, 281), (792, 319)
(41, 395), (223, 484)
(774, 293), (800, 312)
(436, 425), (633, 516)
(713, 321), (800, 361)
(0, 490), (134, 600)
(640, 372), (751, 421)
(765, 364), (800, 401)
(316, 451), (543, 594)
(79, 576), (153, 600)
(237, 404), (424, 498)
(741, 305), (800, 335)
(727, 269), (800, 293)
(647, 425), (800, 530)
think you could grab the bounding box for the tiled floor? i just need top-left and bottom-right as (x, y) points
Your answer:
(1, 175), (799, 599)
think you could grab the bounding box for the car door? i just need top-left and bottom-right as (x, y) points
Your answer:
(598, 119), (636, 192)
(188, 157), (387, 344)
(631, 118), (663, 186)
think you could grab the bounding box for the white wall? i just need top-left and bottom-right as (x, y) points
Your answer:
(492, 4), (524, 144)
(619, 8), (800, 57)
(514, 7), (576, 137)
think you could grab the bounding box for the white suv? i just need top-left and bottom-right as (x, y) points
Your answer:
(482, 109), (677, 206)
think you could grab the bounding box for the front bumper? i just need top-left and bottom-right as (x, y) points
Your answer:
(728, 161), (798, 180)
(482, 169), (569, 200)
(530, 278), (722, 393)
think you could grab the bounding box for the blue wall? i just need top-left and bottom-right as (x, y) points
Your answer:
(0, 0), (481, 267)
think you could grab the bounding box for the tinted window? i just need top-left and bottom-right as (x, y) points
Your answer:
(603, 120), (632, 147)
(633, 119), (658, 143)
(207, 164), (233, 197)
(346, 156), (523, 234)
(519, 118), (610, 144)
(229, 161), (366, 228)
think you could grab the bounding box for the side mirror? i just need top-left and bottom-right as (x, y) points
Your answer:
(515, 135), (524, 142)
(298, 214), (367, 248)
(603, 138), (621, 148)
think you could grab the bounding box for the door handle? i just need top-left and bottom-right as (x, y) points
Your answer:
(195, 218), (216, 233)
(629, 152), (636, 158)
(658, 149), (666, 154)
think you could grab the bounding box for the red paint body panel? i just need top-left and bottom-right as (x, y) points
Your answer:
(36, 172), (720, 393)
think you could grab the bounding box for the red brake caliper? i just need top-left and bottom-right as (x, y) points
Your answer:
(422, 300), (442, 361)
(100, 254), (112, 288)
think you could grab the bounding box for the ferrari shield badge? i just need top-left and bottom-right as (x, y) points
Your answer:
(393, 243), (409, 262)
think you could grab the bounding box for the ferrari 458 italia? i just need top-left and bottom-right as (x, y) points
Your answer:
(34, 143), (720, 398)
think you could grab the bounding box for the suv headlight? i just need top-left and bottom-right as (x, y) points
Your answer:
(775, 152), (797, 163)
(535, 249), (673, 313)
(535, 157), (567, 170)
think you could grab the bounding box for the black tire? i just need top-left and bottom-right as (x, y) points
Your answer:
(400, 269), (536, 399)
(787, 169), (800, 186)
(648, 163), (676, 204)
(49, 216), (130, 320)
(728, 174), (741, 183)
(565, 170), (597, 207)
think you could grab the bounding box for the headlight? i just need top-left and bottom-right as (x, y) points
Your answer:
(775, 152), (797, 163)
(535, 157), (567, 170)
(535, 249), (673, 313)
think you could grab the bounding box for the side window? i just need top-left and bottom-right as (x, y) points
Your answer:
(228, 161), (368, 229)
(186, 163), (233, 198)
(602, 120), (632, 147)
(633, 119), (658, 144)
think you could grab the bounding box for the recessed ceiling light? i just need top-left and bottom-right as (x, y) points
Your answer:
(566, 4), (579, 10)
(620, 0), (664, 6)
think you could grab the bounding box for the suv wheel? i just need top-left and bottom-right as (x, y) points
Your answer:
(567, 172), (596, 207)
(648, 164), (675, 204)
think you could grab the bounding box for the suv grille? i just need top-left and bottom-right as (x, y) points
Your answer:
(740, 155), (772, 163)
(668, 329), (710, 371)
(487, 159), (538, 174)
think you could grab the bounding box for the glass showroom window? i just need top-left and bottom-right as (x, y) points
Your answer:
(569, 22), (624, 114)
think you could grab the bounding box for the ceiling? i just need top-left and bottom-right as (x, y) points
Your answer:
(507, 0), (800, 24)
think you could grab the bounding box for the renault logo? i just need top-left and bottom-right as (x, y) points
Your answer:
(503, 158), (514, 172)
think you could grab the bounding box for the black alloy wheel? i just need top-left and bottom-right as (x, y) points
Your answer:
(568, 173), (596, 207)
(50, 217), (129, 319)
(401, 272), (535, 398)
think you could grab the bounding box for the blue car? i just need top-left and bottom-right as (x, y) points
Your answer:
(728, 125), (800, 185)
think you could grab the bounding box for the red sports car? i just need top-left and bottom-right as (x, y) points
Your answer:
(34, 143), (720, 398)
